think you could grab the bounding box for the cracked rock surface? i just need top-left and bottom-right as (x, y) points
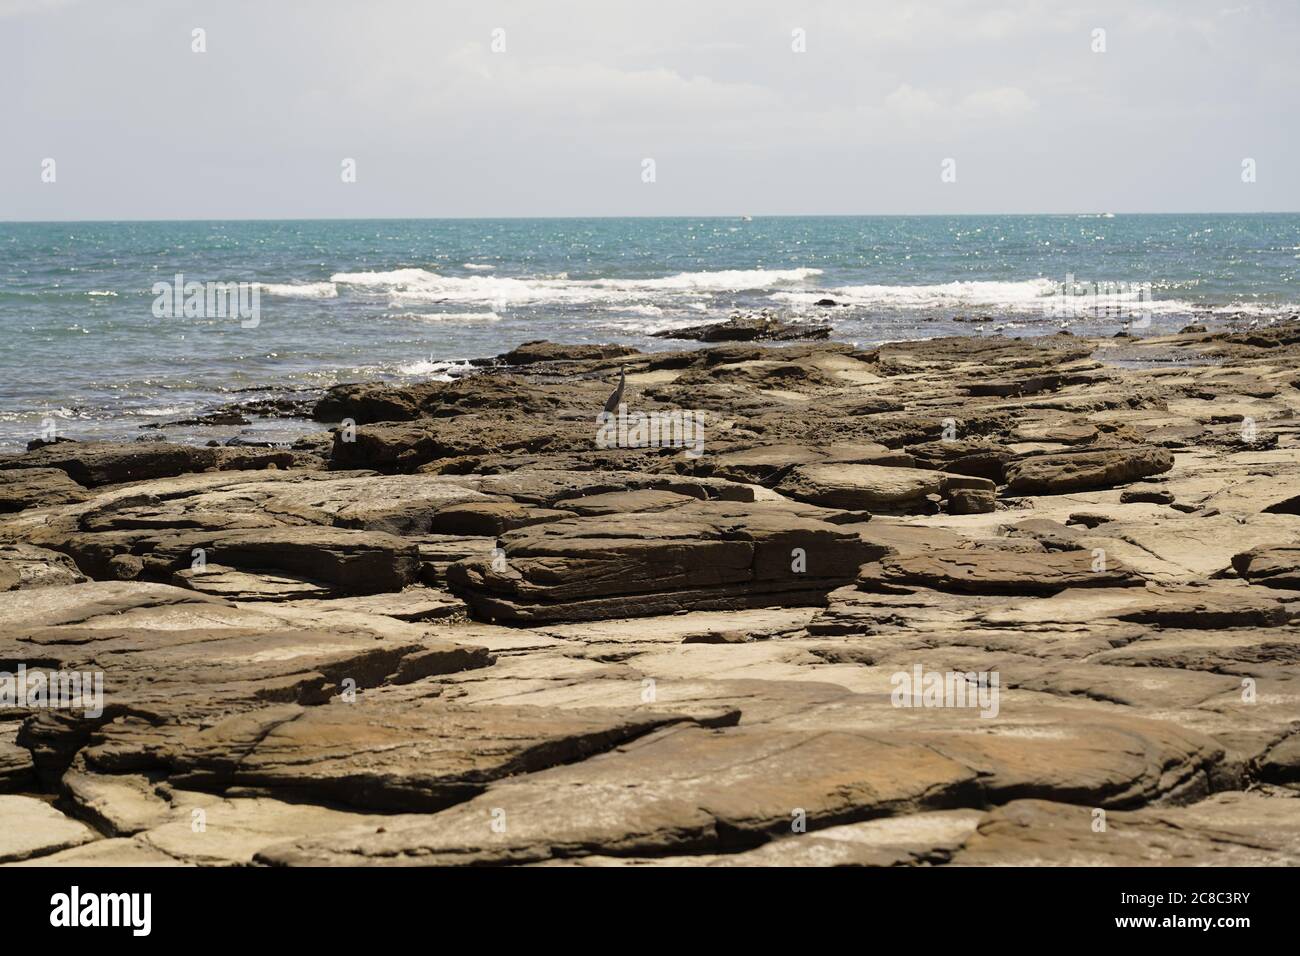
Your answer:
(3, 326), (1300, 866)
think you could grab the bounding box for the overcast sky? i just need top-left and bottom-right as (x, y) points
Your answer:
(2, 0), (1297, 220)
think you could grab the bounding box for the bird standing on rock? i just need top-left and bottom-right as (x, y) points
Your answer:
(602, 366), (626, 415)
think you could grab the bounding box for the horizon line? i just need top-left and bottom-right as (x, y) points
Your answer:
(2, 210), (1299, 226)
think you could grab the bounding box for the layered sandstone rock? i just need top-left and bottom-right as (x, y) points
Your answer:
(448, 500), (889, 622)
(3, 325), (1300, 867)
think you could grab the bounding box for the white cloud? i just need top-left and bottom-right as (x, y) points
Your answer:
(885, 83), (1037, 128)
(885, 83), (943, 121)
(959, 86), (1038, 119)
(0, 0), (79, 15)
(3, 0), (1297, 217)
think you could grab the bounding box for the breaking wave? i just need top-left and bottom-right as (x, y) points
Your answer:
(325, 266), (823, 307)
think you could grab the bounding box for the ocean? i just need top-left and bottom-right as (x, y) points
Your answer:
(2, 214), (1297, 451)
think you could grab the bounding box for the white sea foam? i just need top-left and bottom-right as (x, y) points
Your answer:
(604, 304), (666, 317)
(1205, 302), (1300, 317)
(462, 263), (496, 271)
(598, 314), (727, 335)
(329, 266), (822, 307)
(593, 267), (822, 291)
(395, 358), (477, 379)
(774, 278), (1196, 315)
(86, 290), (118, 297)
(392, 311), (502, 322)
(257, 281), (338, 299)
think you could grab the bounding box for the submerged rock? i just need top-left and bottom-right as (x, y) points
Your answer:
(653, 313), (831, 342)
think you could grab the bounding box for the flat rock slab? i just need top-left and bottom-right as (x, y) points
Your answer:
(447, 500), (890, 623)
(774, 697), (1224, 809)
(1003, 447), (1174, 495)
(274, 588), (463, 622)
(0, 582), (493, 782)
(952, 793), (1300, 865)
(702, 809), (984, 867)
(330, 417), (601, 472)
(4, 837), (187, 867)
(0, 467), (88, 512)
(172, 565), (334, 601)
(1091, 513), (1300, 579)
(257, 699), (1225, 867)
(0, 795), (98, 863)
(3, 332), (1300, 868)
(3, 442), (300, 488)
(84, 701), (712, 813)
(777, 463), (942, 511)
(256, 724), (980, 865)
(0, 579), (228, 629)
(857, 547), (1143, 595)
(980, 583), (1294, 629)
(55, 526), (420, 595)
(553, 489), (698, 516)
(704, 443), (912, 486)
(1, 586), (492, 707)
(131, 794), (401, 866)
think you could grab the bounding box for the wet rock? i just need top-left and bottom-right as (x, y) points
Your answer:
(315, 375), (608, 425)
(652, 313), (831, 343)
(0, 442), (303, 489)
(3, 442), (222, 488)
(140, 409), (251, 429)
(495, 341), (640, 365)
(330, 417), (596, 472)
(963, 370), (1099, 397)
(312, 381), (442, 423)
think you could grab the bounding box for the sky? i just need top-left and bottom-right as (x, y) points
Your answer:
(2, 0), (1297, 220)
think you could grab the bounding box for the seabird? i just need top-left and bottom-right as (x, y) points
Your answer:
(602, 366), (626, 415)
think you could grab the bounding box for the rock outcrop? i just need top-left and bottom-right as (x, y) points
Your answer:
(4, 323), (1300, 867)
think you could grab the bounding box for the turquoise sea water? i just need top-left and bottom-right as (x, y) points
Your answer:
(1, 214), (1297, 449)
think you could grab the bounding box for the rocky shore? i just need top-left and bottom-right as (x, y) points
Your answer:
(2, 322), (1300, 866)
